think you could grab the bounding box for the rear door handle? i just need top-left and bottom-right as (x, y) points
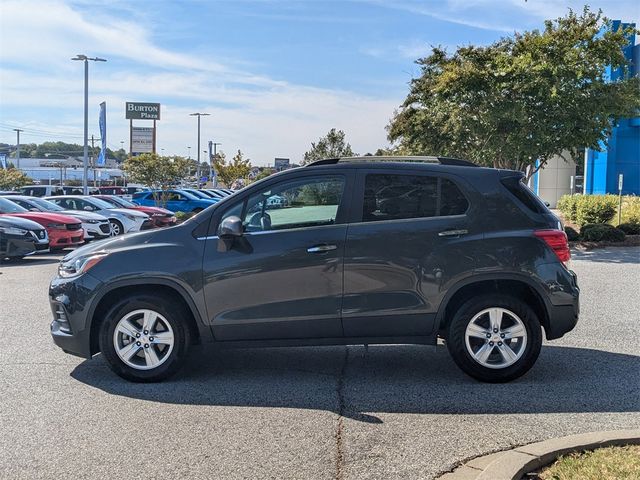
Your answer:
(307, 244), (337, 253)
(438, 229), (468, 237)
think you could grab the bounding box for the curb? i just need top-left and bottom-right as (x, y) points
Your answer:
(438, 429), (640, 480)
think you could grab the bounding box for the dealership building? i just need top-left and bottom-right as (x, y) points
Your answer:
(531, 20), (639, 207)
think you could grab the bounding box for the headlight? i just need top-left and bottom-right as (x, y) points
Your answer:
(0, 226), (28, 235)
(58, 252), (109, 278)
(122, 213), (137, 221)
(151, 213), (166, 217)
(46, 223), (66, 230)
(86, 219), (100, 224)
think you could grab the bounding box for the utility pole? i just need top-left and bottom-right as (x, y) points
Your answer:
(71, 54), (107, 195)
(91, 135), (97, 187)
(189, 113), (209, 188)
(13, 128), (23, 169)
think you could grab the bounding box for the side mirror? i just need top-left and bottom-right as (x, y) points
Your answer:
(218, 215), (243, 237)
(30, 207), (40, 212)
(84, 206), (93, 211)
(217, 215), (243, 253)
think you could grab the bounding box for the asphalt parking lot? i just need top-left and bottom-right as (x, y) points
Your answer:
(0, 247), (639, 480)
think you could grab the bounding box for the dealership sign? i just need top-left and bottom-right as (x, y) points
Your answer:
(126, 102), (161, 120)
(131, 127), (154, 153)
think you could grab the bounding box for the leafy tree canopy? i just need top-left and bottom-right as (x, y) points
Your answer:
(213, 150), (252, 187)
(123, 153), (190, 205)
(302, 128), (356, 164)
(0, 168), (31, 190)
(388, 7), (640, 177)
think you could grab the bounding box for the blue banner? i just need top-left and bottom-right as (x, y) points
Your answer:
(0, 153), (7, 169)
(97, 102), (107, 166)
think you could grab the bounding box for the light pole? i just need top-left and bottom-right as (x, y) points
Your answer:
(189, 113), (209, 188)
(72, 54), (106, 195)
(210, 141), (221, 186)
(13, 128), (23, 169)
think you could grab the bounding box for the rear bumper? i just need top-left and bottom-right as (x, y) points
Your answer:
(545, 269), (580, 340)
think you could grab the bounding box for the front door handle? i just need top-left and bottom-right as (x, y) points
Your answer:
(438, 229), (468, 237)
(307, 244), (337, 253)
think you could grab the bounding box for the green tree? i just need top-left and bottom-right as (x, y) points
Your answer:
(388, 8), (640, 178)
(0, 168), (30, 190)
(302, 128), (356, 164)
(123, 153), (190, 206)
(213, 150), (252, 187)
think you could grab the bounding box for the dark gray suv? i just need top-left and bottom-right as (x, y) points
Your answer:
(49, 157), (579, 382)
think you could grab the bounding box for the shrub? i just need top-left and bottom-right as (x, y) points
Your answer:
(557, 195), (579, 222)
(564, 226), (580, 241)
(175, 211), (196, 223)
(580, 223), (626, 242)
(617, 222), (640, 235)
(619, 196), (640, 225)
(574, 195), (618, 226)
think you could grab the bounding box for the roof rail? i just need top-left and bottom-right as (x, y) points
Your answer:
(305, 156), (478, 167)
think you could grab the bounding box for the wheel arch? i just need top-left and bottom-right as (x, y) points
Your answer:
(88, 279), (210, 356)
(436, 275), (550, 338)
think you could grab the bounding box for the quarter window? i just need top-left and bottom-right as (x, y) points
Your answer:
(362, 174), (468, 222)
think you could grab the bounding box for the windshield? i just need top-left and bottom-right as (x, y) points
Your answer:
(0, 197), (28, 214)
(30, 198), (64, 211)
(105, 196), (135, 208)
(88, 197), (119, 209)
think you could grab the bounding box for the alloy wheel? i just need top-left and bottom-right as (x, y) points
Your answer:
(113, 309), (175, 370)
(464, 307), (528, 369)
(109, 221), (121, 236)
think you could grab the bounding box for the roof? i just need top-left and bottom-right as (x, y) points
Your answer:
(305, 156), (478, 168)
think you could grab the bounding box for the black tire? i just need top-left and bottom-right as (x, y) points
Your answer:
(109, 219), (124, 236)
(446, 294), (542, 383)
(98, 294), (191, 382)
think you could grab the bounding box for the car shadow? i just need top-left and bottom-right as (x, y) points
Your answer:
(0, 252), (65, 268)
(70, 345), (640, 423)
(572, 247), (640, 264)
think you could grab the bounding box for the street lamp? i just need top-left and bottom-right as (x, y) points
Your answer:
(72, 54), (106, 195)
(189, 112), (209, 188)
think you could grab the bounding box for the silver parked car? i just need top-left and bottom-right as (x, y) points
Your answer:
(45, 195), (150, 236)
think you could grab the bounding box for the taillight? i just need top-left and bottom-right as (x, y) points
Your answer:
(534, 229), (570, 263)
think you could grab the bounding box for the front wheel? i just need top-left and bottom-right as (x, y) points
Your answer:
(446, 294), (542, 383)
(98, 295), (191, 382)
(109, 219), (124, 236)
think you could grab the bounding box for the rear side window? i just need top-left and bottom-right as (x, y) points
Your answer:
(501, 176), (548, 214)
(362, 174), (469, 222)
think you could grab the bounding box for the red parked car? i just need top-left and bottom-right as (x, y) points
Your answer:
(94, 195), (177, 228)
(0, 197), (83, 251)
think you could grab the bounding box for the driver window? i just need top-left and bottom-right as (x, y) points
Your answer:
(242, 176), (345, 232)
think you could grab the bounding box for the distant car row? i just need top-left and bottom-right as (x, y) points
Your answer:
(0, 194), (179, 261)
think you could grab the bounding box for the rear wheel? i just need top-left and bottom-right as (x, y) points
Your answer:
(446, 294), (542, 383)
(98, 295), (191, 382)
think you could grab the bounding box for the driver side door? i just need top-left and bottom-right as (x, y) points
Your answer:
(201, 172), (353, 341)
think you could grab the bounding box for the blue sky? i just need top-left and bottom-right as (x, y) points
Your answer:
(0, 0), (637, 165)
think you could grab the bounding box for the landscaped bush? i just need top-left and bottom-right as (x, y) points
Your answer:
(175, 211), (196, 223)
(617, 222), (640, 235)
(579, 223), (626, 242)
(619, 196), (640, 225)
(564, 226), (580, 241)
(558, 194), (640, 227)
(557, 195), (579, 222)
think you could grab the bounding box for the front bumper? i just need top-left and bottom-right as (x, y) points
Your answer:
(49, 272), (103, 358)
(49, 229), (84, 248)
(83, 222), (111, 240)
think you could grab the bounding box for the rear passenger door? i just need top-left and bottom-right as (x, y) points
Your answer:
(342, 170), (480, 338)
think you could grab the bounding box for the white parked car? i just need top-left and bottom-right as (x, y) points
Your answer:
(45, 195), (150, 236)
